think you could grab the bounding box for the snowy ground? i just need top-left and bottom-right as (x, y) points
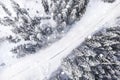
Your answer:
(1, 0), (120, 80)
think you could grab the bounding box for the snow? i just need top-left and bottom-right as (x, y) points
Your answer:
(1, 0), (120, 80)
(0, 41), (18, 66)
(0, 24), (15, 38)
(23, 0), (45, 17)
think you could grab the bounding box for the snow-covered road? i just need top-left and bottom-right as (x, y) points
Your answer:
(1, 0), (120, 80)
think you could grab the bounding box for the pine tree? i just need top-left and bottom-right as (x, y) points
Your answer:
(102, 0), (115, 3)
(42, 0), (49, 14)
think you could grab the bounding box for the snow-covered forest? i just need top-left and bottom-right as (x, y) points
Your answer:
(0, 0), (120, 80)
(0, 0), (88, 58)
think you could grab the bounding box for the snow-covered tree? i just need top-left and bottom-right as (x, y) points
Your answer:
(57, 21), (66, 32)
(102, 0), (116, 3)
(42, 0), (49, 14)
(68, 9), (77, 24)
(50, 0), (89, 25)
